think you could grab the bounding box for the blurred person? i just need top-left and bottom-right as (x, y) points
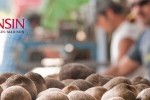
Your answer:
(96, 0), (142, 65)
(0, 12), (41, 74)
(104, 0), (150, 79)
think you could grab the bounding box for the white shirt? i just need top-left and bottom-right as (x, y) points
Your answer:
(111, 21), (142, 64)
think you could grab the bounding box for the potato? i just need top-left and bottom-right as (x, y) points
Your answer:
(108, 97), (125, 100)
(37, 88), (62, 97)
(85, 86), (107, 100)
(62, 85), (80, 94)
(68, 90), (96, 100)
(25, 72), (47, 94)
(70, 79), (94, 91)
(136, 88), (150, 100)
(44, 77), (65, 89)
(102, 83), (136, 100)
(1, 75), (37, 100)
(37, 91), (69, 100)
(131, 76), (150, 86)
(85, 74), (110, 86)
(0, 73), (17, 84)
(1, 86), (31, 100)
(61, 79), (74, 86)
(134, 84), (149, 94)
(103, 76), (131, 90)
(59, 63), (95, 80)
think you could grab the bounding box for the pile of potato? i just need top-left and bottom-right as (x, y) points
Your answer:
(0, 63), (150, 100)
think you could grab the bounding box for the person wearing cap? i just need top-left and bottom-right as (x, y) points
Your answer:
(104, 0), (150, 78)
(96, 0), (142, 65)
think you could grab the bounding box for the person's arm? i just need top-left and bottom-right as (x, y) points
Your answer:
(105, 35), (142, 76)
(118, 38), (134, 60)
(105, 56), (140, 76)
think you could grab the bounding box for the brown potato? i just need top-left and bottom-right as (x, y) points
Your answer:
(62, 85), (80, 94)
(70, 79), (94, 91)
(103, 76), (131, 90)
(1, 75), (37, 100)
(136, 88), (150, 100)
(0, 73), (17, 84)
(25, 72), (47, 93)
(59, 63), (95, 81)
(1, 86), (31, 100)
(86, 74), (110, 86)
(85, 86), (107, 100)
(103, 75), (115, 80)
(37, 88), (62, 97)
(0, 76), (7, 85)
(0, 73), (16, 79)
(134, 84), (149, 94)
(68, 90), (96, 100)
(61, 79), (74, 86)
(131, 76), (150, 86)
(37, 91), (69, 100)
(102, 83), (136, 100)
(44, 77), (65, 89)
(108, 97), (125, 100)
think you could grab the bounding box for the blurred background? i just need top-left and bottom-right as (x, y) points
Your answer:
(0, 0), (145, 77)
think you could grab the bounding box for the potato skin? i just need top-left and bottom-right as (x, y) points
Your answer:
(102, 83), (136, 100)
(68, 91), (96, 100)
(59, 63), (95, 81)
(137, 88), (150, 100)
(103, 76), (131, 90)
(85, 86), (107, 100)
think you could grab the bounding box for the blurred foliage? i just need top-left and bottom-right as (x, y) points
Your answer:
(42, 0), (89, 30)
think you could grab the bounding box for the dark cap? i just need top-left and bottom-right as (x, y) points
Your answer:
(96, 0), (128, 15)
